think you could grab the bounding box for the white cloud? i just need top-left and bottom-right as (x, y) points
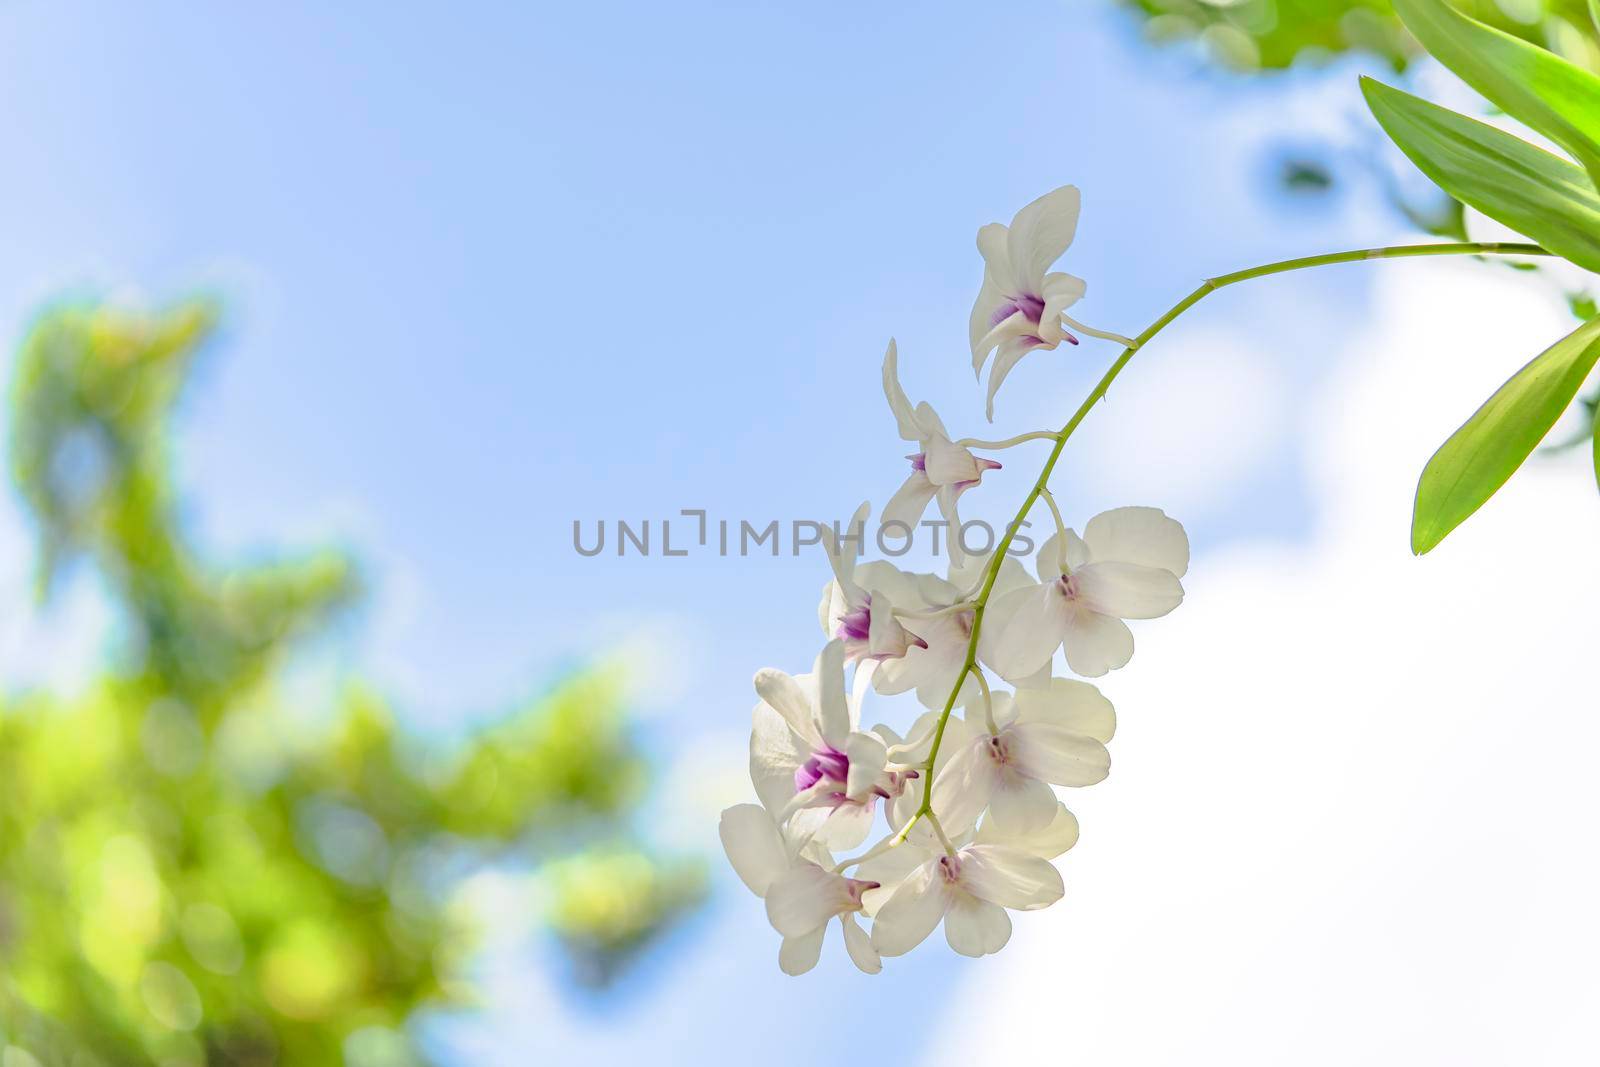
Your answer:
(930, 260), (1600, 1064)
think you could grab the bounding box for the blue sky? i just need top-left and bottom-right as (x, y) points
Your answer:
(0, 1), (1436, 1063)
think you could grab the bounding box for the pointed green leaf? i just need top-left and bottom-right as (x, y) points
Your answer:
(1414, 316), (1600, 554)
(1593, 404), (1600, 494)
(1393, 0), (1600, 187)
(1363, 78), (1600, 273)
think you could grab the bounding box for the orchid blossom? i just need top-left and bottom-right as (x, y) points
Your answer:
(980, 506), (1188, 680)
(931, 679), (1115, 834)
(725, 184), (1205, 976)
(817, 501), (928, 664)
(867, 836), (1064, 959)
(871, 553), (1039, 709)
(969, 185), (1089, 420)
(749, 639), (912, 850)
(719, 804), (882, 975)
(881, 339), (1000, 559)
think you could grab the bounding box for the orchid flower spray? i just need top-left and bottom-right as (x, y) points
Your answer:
(723, 165), (1564, 973)
(721, 184), (1189, 973)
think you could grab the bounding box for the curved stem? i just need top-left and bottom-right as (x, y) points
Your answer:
(902, 240), (1554, 834)
(970, 664), (996, 733)
(925, 810), (956, 857)
(955, 429), (1061, 450)
(1039, 485), (1070, 575)
(1061, 312), (1136, 348)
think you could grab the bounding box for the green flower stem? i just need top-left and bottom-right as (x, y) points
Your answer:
(899, 240), (1553, 840)
(970, 664), (997, 733)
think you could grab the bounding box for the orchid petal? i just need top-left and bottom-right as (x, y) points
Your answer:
(1074, 560), (1184, 620)
(814, 639), (850, 746)
(970, 269), (1011, 369)
(843, 730), (888, 799)
(1083, 506), (1190, 578)
(820, 501), (870, 602)
(882, 339), (922, 442)
(1039, 270), (1088, 329)
(978, 582), (1069, 683)
(985, 773), (1058, 835)
(1009, 722), (1110, 787)
(766, 862), (851, 937)
(984, 335), (1048, 422)
(719, 804), (791, 897)
(931, 736), (1000, 834)
(813, 799), (875, 852)
(944, 894), (1013, 957)
(1061, 609), (1134, 678)
(871, 858), (951, 957)
(778, 926), (826, 976)
(840, 913), (882, 974)
(1006, 185), (1081, 291)
(975, 223), (1019, 295)
(958, 844), (1064, 911)
(876, 470), (934, 537)
(1013, 677), (1116, 742)
(749, 701), (812, 813)
(978, 802), (1080, 860)
(753, 668), (820, 746)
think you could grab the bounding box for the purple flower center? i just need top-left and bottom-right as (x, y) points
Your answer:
(983, 732), (1012, 766)
(794, 744), (851, 793)
(834, 593), (928, 663)
(836, 599), (872, 642)
(909, 452), (927, 473)
(1056, 572), (1082, 600)
(992, 293), (1047, 326)
(989, 292), (1080, 347)
(937, 854), (963, 884)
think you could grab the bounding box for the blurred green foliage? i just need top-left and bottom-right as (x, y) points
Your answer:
(0, 300), (702, 1067)
(1118, 0), (1599, 73)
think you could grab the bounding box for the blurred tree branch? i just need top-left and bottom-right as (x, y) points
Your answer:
(0, 300), (703, 1067)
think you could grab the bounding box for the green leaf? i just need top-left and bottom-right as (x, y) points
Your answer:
(1362, 78), (1600, 273)
(1593, 405), (1600, 494)
(1413, 315), (1600, 554)
(1393, 0), (1600, 187)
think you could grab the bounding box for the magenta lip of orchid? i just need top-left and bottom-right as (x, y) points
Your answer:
(990, 292), (1081, 347)
(794, 743), (919, 798)
(834, 595), (930, 659)
(793, 745), (850, 793)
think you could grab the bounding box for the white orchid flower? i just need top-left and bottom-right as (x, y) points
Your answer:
(878, 709), (973, 832)
(867, 837), (1064, 959)
(749, 640), (910, 850)
(852, 799), (1081, 948)
(881, 340), (1000, 558)
(817, 501), (928, 664)
(872, 552), (1042, 709)
(719, 803), (882, 975)
(969, 185), (1089, 420)
(980, 506), (1188, 680)
(931, 679), (1115, 834)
